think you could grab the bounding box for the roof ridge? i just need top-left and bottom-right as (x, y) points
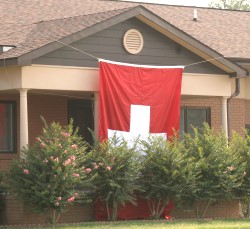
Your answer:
(106, 0), (250, 13)
(34, 6), (135, 25)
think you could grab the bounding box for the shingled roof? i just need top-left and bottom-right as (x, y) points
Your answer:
(0, 0), (250, 61)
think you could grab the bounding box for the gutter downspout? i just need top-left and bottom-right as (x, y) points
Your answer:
(227, 78), (240, 140)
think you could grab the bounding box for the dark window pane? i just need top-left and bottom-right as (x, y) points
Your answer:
(180, 107), (210, 136)
(187, 109), (207, 133)
(0, 103), (14, 152)
(180, 108), (185, 135)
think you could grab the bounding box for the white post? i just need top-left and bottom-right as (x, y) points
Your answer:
(94, 92), (99, 136)
(19, 89), (29, 158)
(221, 96), (228, 138)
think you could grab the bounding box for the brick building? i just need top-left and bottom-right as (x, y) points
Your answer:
(0, 0), (249, 225)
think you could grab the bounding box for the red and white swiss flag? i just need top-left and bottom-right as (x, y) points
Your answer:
(98, 59), (183, 141)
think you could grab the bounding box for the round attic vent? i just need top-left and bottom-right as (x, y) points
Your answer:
(123, 29), (143, 54)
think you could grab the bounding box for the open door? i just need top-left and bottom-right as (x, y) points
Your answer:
(68, 99), (94, 145)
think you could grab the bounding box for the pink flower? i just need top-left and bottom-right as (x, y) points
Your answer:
(54, 157), (59, 162)
(99, 162), (104, 166)
(57, 197), (62, 201)
(23, 169), (29, 175)
(71, 144), (77, 150)
(40, 143), (46, 148)
(106, 166), (111, 171)
(58, 144), (62, 149)
(50, 156), (54, 161)
(67, 196), (75, 203)
(94, 165), (99, 170)
(63, 159), (71, 166)
(70, 155), (76, 161)
(244, 171), (247, 176)
(43, 159), (48, 163)
(61, 132), (70, 137)
(64, 150), (68, 154)
(55, 202), (60, 206)
(73, 173), (80, 178)
(85, 168), (92, 173)
(36, 137), (41, 142)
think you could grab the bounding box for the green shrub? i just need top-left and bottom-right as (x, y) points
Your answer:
(182, 124), (244, 218)
(139, 135), (194, 219)
(88, 135), (140, 221)
(230, 131), (250, 217)
(8, 119), (91, 225)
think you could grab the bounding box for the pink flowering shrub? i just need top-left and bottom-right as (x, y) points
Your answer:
(8, 118), (91, 225)
(87, 134), (140, 221)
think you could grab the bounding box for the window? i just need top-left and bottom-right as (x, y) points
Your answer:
(0, 102), (16, 153)
(180, 107), (210, 135)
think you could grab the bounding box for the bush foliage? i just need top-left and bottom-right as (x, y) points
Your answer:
(139, 135), (193, 219)
(7, 120), (250, 222)
(87, 135), (140, 221)
(229, 131), (250, 217)
(181, 124), (245, 218)
(8, 119), (91, 225)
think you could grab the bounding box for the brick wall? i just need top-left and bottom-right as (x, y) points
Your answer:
(0, 93), (95, 226)
(0, 94), (68, 171)
(1, 94), (246, 170)
(1, 94), (249, 225)
(181, 97), (248, 136)
(245, 99), (250, 127)
(28, 94), (68, 145)
(171, 200), (240, 219)
(0, 195), (95, 225)
(230, 98), (246, 135)
(0, 194), (240, 225)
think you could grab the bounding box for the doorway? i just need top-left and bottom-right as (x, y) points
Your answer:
(68, 99), (94, 145)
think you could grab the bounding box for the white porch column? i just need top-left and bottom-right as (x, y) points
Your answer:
(221, 96), (228, 138)
(19, 89), (29, 157)
(94, 92), (99, 136)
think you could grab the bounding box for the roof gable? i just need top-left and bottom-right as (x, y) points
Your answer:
(32, 17), (227, 75)
(0, 5), (248, 76)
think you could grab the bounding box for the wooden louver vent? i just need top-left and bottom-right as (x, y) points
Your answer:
(123, 29), (143, 54)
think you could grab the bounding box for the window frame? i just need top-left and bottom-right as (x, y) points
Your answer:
(0, 101), (17, 154)
(181, 106), (211, 134)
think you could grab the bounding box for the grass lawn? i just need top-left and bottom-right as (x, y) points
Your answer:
(3, 219), (250, 229)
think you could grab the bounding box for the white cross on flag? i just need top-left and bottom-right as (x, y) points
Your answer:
(98, 59), (183, 142)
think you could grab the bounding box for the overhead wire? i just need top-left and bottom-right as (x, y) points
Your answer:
(56, 40), (99, 60)
(55, 40), (245, 68)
